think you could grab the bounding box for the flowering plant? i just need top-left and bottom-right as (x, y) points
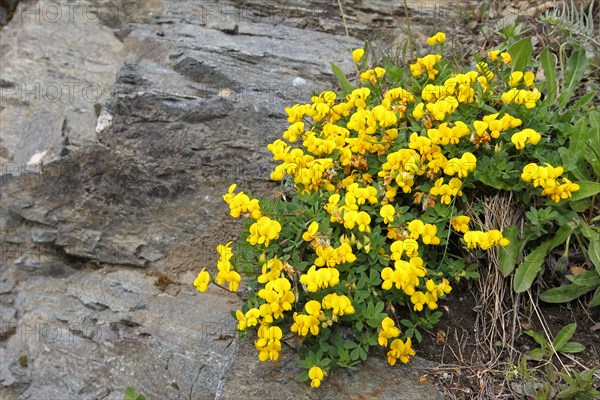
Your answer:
(194, 32), (598, 387)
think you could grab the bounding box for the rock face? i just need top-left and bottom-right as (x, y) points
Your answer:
(0, 0), (125, 165)
(1, 1), (443, 399)
(218, 339), (443, 400)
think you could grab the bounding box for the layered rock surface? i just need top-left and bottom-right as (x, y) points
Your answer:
(1, 1), (445, 398)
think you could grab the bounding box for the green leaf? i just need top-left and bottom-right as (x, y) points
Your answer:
(508, 37), (532, 71)
(297, 371), (309, 382)
(566, 270), (600, 287)
(552, 323), (576, 351)
(589, 235), (600, 276)
(539, 284), (594, 303)
(498, 226), (520, 277)
(124, 388), (144, 400)
(514, 242), (551, 293)
(589, 288), (600, 308)
(548, 224), (575, 249)
(559, 48), (590, 107)
(557, 342), (585, 353)
(529, 348), (545, 361)
(478, 173), (514, 190)
(569, 181), (600, 201)
(524, 329), (546, 346)
(574, 91), (596, 110)
(124, 388), (136, 400)
(569, 198), (592, 212)
(514, 225), (574, 293)
(540, 48), (557, 103)
(330, 62), (354, 95)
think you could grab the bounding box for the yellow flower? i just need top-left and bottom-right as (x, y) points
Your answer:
(451, 216), (470, 233)
(464, 230), (484, 249)
(291, 312), (320, 337)
(521, 163), (540, 182)
(255, 325), (283, 361)
(378, 317), (401, 346)
(322, 293), (355, 316)
(247, 216), (282, 246)
(380, 204), (396, 224)
(235, 308), (260, 330)
(309, 366), (326, 388)
(356, 211), (372, 232)
(193, 268), (210, 292)
(411, 291), (426, 311)
(258, 278), (296, 319)
(387, 338), (416, 365)
(509, 71), (524, 87)
(488, 50), (500, 61)
(305, 300), (322, 317)
(511, 128), (541, 150)
(412, 102), (425, 119)
(300, 265), (340, 292)
(427, 32), (446, 45)
(302, 221), (319, 242)
(257, 257), (284, 284)
(524, 71), (535, 87)
(352, 48), (365, 62)
(501, 52), (512, 64)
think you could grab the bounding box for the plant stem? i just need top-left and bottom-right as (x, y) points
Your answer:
(403, 0), (414, 60)
(337, 0), (359, 77)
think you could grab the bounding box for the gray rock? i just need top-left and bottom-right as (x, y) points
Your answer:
(218, 338), (443, 400)
(30, 226), (56, 243)
(0, 0), (444, 399)
(0, 0), (124, 165)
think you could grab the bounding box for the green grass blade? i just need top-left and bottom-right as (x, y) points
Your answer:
(508, 37), (532, 72)
(558, 48), (589, 108)
(330, 62), (354, 95)
(540, 48), (558, 103)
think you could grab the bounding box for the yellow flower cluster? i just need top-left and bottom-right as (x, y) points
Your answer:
(451, 215), (470, 233)
(521, 163), (580, 202)
(257, 257), (284, 284)
(408, 219), (440, 245)
(387, 337), (416, 365)
(511, 128), (541, 150)
(472, 113), (522, 145)
(300, 265), (340, 292)
(410, 278), (453, 311)
(444, 152), (477, 178)
(381, 258), (426, 295)
(255, 325), (283, 361)
(410, 54), (442, 80)
(509, 71), (535, 87)
(291, 300), (322, 337)
(248, 216), (282, 246)
(193, 268), (210, 292)
(378, 317), (400, 346)
(501, 88), (542, 108)
(426, 121), (470, 145)
(257, 277), (296, 320)
(309, 366), (326, 388)
(322, 293), (355, 319)
(223, 184), (261, 219)
(360, 67), (386, 85)
(430, 177), (463, 205)
(464, 230), (510, 250)
(427, 31), (446, 45)
(216, 242), (241, 292)
(236, 308), (260, 330)
(487, 50), (512, 64)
